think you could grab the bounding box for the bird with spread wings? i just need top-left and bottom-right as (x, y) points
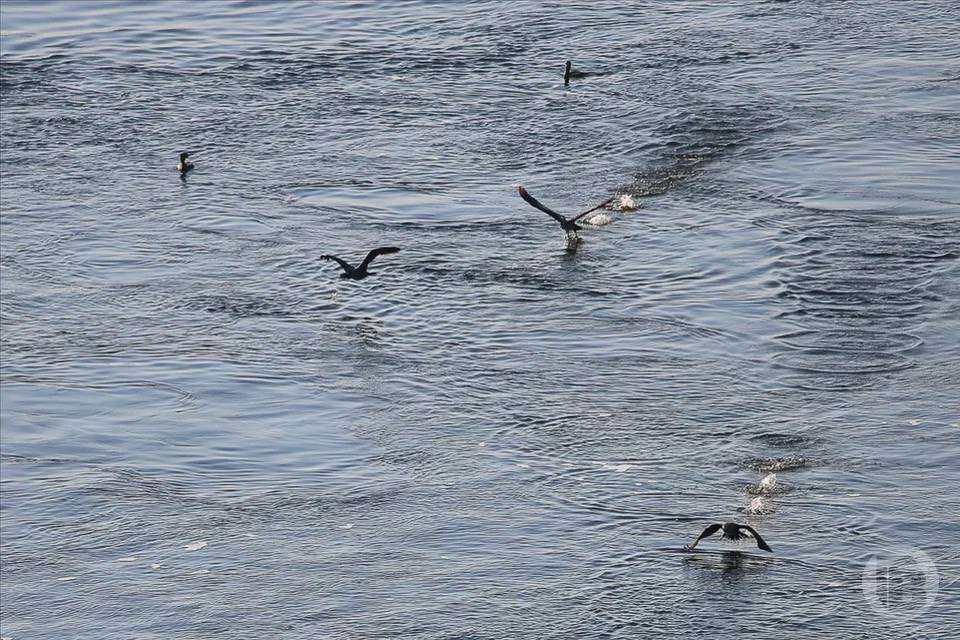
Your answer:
(685, 522), (773, 552)
(517, 185), (614, 243)
(320, 247), (400, 280)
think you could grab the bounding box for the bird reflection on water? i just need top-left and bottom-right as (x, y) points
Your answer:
(683, 550), (776, 578)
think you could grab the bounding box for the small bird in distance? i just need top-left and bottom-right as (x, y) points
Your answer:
(564, 60), (587, 86)
(685, 522), (773, 553)
(177, 152), (194, 174)
(320, 247), (400, 280)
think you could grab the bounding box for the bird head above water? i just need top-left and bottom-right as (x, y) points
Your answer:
(177, 152), (194, 173)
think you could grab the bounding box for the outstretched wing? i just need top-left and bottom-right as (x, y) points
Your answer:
(736, 524), (773, 552)
(518, 186), (567, 224)
(320, 254), (353, 274)
(571, 195), (616, 222)
(358, 246), (400, 271)
(685, 523), (722, 550)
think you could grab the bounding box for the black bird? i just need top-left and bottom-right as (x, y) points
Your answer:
(320, 247), (400, 280)
(517, 185), (614, 242)
(685, 522), (773, 553)
(564, 60), (587, 86)
(177, 152), (194, 173)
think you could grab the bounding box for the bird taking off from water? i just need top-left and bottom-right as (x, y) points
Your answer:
(517, 185), (614, 244)
(320, 247), (400, 280)
(177, 152), (194, 173)
(685, 522), (773, 552)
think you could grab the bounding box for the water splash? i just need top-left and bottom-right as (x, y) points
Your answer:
(583, 212), (613, 226)
(613, 194), (640, 211)
(748, 472), (779, 495)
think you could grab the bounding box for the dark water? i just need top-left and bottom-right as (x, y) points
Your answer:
(2, 1), (959, 638)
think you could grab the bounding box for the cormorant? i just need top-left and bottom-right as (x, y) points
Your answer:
(517, 185), (613, 242)
(320, 247), (400, 280)
(177, 152), (194, 173)
(564, 60), (587, 86)
(685, 522), (773, 552)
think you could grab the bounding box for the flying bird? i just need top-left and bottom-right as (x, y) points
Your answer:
(685, 522), (773, 553)
(177, 152), (194, 173)
(320, 247), (400, 280)
(517, 185), (614, 243)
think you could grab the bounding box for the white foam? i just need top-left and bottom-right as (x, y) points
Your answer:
(183, 541), (207, 551)
(746, 496), (766, 514)
(583, 212), (613, 226)
(759, 473), (778, 492)
(614, 194), (639, 211)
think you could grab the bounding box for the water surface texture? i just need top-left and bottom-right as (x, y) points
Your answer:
(2, 1), (959, 638)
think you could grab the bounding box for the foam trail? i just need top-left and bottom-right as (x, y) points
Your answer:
(613, 194), (639, 211)
(746, 496), (767, 514)
(583, 212), (613, 226)
(759, 472), (778, 493)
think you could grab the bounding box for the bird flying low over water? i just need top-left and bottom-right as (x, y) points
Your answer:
(320, 247), (400, 280)
(177, 152), (194, 173)
(517, 186), (614, 243)
(685, 522), (773, 552)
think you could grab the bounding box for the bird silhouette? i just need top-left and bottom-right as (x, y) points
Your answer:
(320, 247), (400, 280)
(564, 60), (587, 86)
(685, 522), (773, 552)
(177, 152), (194, 173)
(517, 185), (614, 243)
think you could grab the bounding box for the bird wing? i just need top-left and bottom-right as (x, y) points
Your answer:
(686, 523), (722, 550)
(320, 254), (353, 274)
(358, 247), (400, 271)
(571, 195), (616, 222)
(736, 524), (773, 552)
(518, 186), (568, 224)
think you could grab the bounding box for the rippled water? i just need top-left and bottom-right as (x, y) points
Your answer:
(2, 1), (959, 638)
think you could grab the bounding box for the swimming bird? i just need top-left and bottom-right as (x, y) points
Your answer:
(177, 152), (194, 173)
(517, 185), (614, 243)
(564, 60), (587, 86)
(320, 247), (400, 280)
(685, 522), (773, 552)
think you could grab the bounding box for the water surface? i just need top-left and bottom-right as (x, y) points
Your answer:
(2, 1), (959, 638)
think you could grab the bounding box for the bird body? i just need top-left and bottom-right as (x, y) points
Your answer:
(321, 247), (400, 280)
(564, 60), (587, 85)
(686, 522), (773, 552)
(177, 152), (194, 173)
(517, 186), (614, 243)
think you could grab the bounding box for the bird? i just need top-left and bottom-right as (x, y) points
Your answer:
(685, 522), (773, 552)
(517, 185), (614, 243)
(320, 247), (400, 280)
(564, 60), (587, 86)
(177, 152), (194, 173)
